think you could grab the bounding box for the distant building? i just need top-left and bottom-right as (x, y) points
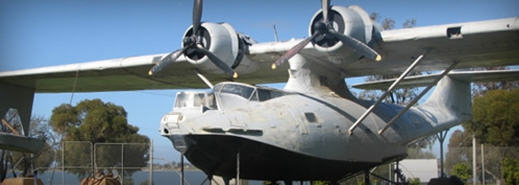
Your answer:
(399, 159), (438, 184)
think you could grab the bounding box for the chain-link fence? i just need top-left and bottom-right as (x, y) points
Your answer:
(22, 140), (519, 185)
(19, 140), (216, 185)
(445, 146), (519, 185)
(352, 146), (519, 185)
(31, 141), (153, 185)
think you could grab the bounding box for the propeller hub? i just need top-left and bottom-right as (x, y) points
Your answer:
(183, 37), (196, 47)
(183, 27), (211, 61)
(310, 9), (344, 48)
(313, 21), (328, 33)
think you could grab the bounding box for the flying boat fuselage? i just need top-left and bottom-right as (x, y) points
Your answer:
(160, 82), (414, 180)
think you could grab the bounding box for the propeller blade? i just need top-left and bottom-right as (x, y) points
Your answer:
(272, 31), (320, 69)
(321, 0), (330, 24)
(192, 0), (203, 34)
(148, 47), (187, 76)
(195, 47), (238, 78)
(328, 29), (382, 61)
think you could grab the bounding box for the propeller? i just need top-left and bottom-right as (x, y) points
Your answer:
(272, 0), (381, 69)
(148, 0), (237, 78)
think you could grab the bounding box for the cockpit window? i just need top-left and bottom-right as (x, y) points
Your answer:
(220, 84), (255, 99)
(256, 88), (286, 101)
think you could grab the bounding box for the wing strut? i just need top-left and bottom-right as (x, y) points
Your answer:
(377, 61), (460, 135)
(348, 54), (425, 135)
(194, 69), (214, 89)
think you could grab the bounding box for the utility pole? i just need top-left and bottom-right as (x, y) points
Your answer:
(150, 139), (153, 185)
(472, 135), (477, 185)
(481, 143), (485, 185)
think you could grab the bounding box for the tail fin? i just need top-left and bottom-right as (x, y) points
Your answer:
(418, 76), (472, 131)
(352, 69), (519, 134)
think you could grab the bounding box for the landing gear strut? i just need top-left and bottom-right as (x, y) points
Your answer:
(364, 170), (370, 185)
(369, 161), (410, 185)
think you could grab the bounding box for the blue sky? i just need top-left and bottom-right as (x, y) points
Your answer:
(1, 0), (518, 163)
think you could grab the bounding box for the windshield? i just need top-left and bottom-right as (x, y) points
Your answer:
(255, 88), (286, 101)
(213, 83), (288, 102)
(219, 84), (255, 99)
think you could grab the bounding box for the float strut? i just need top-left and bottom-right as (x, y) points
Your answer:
(378, 61), (459, 135)
(349, 54), (425, 134)
(236, 152), (240, 185)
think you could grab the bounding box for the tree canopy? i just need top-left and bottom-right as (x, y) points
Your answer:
(463, 89), (519, 146)
(446, 89), (519, 184)
(50, 99), (150, 177)
(50, 99), (148, 144)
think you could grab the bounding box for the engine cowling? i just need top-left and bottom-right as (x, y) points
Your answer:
(308, 5), (379, 62)
(182, 22), (257, 75)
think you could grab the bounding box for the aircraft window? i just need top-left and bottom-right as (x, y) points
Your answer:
(257, 88), (286, 101)
(304, 112), (318, 123)
(174, 92), (217, 109)
(221, 84), (255, 99)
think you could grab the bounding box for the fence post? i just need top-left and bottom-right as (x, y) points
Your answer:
(91, 142), (94, 175)
(62, 141), (65, 185)
(472, 135), (477, 185)
(94, 143), (97, 176)
(149, 140), (153, 185)
(481, 144), (485, 185)
(121, 144), (124, 185)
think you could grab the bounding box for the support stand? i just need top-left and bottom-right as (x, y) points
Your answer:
(236, 152), (240, 185)
(364, 170), (370, 185)
(363, 164), (411, 185)
(180, 155), (185, 185)
(436, 129), (449, 178)
(223, 177), (230, 185)
(201, 175), (214, 185)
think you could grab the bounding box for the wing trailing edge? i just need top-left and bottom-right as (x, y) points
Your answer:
(352, 69), (519, 90)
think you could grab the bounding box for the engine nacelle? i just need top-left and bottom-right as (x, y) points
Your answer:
(308, 5), (379, 63)
(182, 22), (257, 75)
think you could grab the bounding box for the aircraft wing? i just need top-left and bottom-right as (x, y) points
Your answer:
(0, 53), (288, 93)
(363, 17), (519, 76)
(2, 17), (517, 93)
(352, 69), (519, 90)
(249, 17), (519, 77)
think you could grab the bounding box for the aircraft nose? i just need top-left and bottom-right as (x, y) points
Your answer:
(171, 135), (191, 154)
(160, 112), (183, 135)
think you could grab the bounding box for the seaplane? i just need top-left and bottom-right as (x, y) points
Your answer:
(1, 0), (518, 184)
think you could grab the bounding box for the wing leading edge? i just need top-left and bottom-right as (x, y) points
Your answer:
(0, 52), (289, 93)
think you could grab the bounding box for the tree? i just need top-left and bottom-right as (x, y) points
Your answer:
(0, 109), (57, 181)
(49, 99), (150, 177)
(453, 89), (519, 184)
(445, 130), (472, 172)
(451, 163), (472, 183)
(503, 157), (519, 185)
(472, 66), (519, 97)
(463, 89), (519, 146)
(11, 116), (58, 175)
(402, 19), (416, 28)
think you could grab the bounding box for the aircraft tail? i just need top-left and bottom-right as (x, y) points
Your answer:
(418, 76), (471, 131)
(353, 69), (519, 136)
